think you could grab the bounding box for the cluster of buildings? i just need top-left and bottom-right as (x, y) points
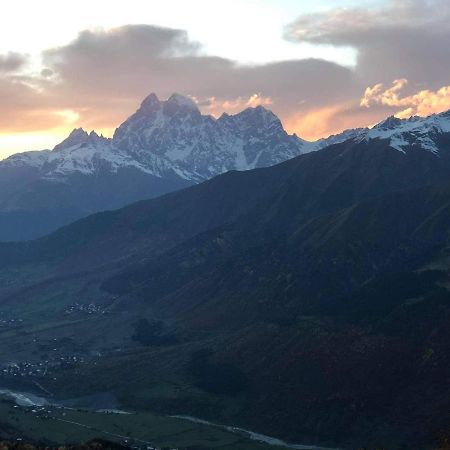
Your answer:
(64, 302), (107, 315)
(1, 355), (85, 379)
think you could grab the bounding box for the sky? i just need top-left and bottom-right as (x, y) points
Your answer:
(1, 0), (450, 158)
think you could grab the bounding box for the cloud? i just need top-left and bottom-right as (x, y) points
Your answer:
(0, 25), (361, 149)
(245, 93), (273, 108)
(34, 25), (359, 136)
(360, 79), (410, 109)
(0, 79), (56, 132)
(191, 93), (273, 116)
(0, 53), (77, 137)
(285, 104), (350, 141)
(281, 0), (450, 132)
(0, 52), (28, 73)
(285, 0), (450, 88)
(4, 1), (450, 155)
(361, 79), (450, 119)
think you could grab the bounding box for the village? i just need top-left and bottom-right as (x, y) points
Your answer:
(64, 302), (108, 315)
(1, 354), (86, 380)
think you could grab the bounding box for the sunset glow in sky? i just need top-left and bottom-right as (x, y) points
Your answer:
(1, 0), (450, 158)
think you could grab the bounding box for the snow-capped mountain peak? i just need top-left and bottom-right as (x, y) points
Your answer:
(53, 128), (89, 152)
(166, 93), (199, 111)
(366, 111), (450, 154)
(313, 128), (367, 150)
(2, 93), (312, 183)
(219, 105), (282, 130)
(110, 93), (311, 181)
(311, 110), (450, 155)
(139, 93), (161, 111)
(52, 128), (109, 153)
(5, 93), (450, 185)
(372, 115), (403, 131)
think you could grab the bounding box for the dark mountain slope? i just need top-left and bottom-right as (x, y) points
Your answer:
(101, 180), (450, 324)
(2, 137), (449, 272)
(1, 137), (450, 449)
(93, 180), (450, 448)
(0, 168), (190, 241)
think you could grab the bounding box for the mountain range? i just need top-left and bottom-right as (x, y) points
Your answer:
(5, 92), (450, 241)
(0, 103), (450, 448)
(0, 93), (312, 241)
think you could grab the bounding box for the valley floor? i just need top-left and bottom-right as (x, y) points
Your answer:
(0, 394), (330, 450)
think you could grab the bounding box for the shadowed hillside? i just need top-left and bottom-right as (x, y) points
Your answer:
(0, 137), (449, 449)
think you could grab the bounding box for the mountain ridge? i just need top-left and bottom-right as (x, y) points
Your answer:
(0, 129), (449, 448)
(2, 94), (450, 242)
(0, 93), (314, 241)
(6, 99), (450, 178)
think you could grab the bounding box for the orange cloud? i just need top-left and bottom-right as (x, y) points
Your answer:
(284, 104), (346, 141)
(192, 93), (273, 117)
(361, 79), (450, 118)
(283, 102), (383, 141)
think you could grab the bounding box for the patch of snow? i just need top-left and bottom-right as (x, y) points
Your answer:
(365, 112), (450, 154)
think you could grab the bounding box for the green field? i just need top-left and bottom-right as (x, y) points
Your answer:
(0, 398), (307, 450)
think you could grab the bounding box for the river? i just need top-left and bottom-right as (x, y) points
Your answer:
(0, 387), (339, 450)
(170, 415), (338, 450)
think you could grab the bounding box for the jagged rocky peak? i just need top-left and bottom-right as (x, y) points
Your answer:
(364, 108), (450, 154)
(136, 92), (199, 116)
(373, 115), (403, 131)
(163, 93), (200, 116)
(219, 105), (282, 130)
(68, 127), (88, 139)
(119, 93), (200, 128)
(53, 128), (109, 152)
(167, 93), (197, 108)
(242, 105), (281, 125)
(87, 130), (110, 145)
(53, 128), (89, 151)
(138, 93), (161, 114)
(5, 91), (314, 184)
